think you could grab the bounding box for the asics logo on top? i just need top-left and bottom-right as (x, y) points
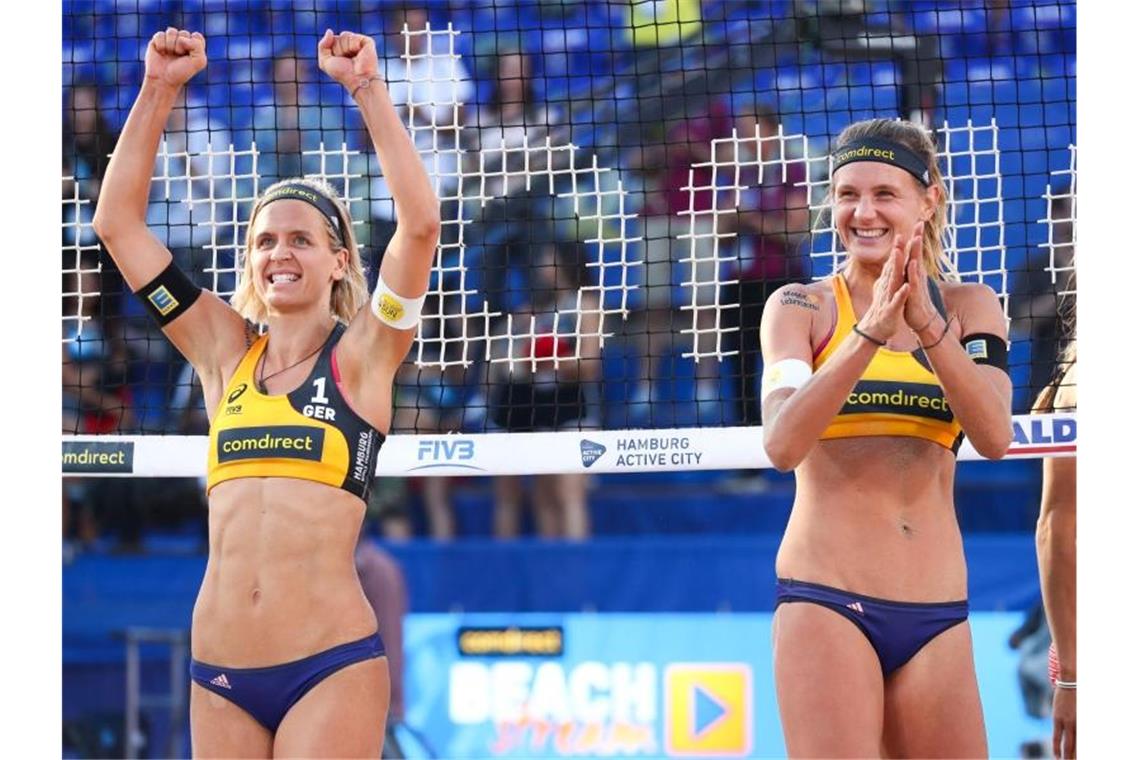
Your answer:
(227, 383), (248, 403)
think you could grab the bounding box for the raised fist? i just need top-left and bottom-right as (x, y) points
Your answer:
(145, 28), (207, 88)
(318, 30), (379, 90)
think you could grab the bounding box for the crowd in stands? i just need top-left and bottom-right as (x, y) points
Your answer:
(62, 1), (1074, 548)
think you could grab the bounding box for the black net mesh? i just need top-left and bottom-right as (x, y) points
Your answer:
(63, 0), (1076, 444)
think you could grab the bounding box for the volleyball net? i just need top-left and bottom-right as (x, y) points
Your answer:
(62, 0), (1077, 477)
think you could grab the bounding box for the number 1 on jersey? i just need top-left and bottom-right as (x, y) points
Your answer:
(311, 377), (330, 405)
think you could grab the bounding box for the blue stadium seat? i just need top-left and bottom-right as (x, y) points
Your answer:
(943, 81), (970, 107)
(1020, 143), (1049, 172)
(995, 103), (1020, 131)
(116, 37), (142, 63)
(1047, 146), (1075, 175)
(942, 105), (975, 129)
(67, 40), (94, 65)
(1016, 77), (1044, 103)
(1042, 76), (1072, 103)
(968, 57), (1014, 85)
(94, 12), (115, 40)
(206, 82), (232, 110)
(601, 342), (642, 427)
(802, 113), (830, 141)
(1044, 103), (1073, 131)
(228, 82), (257, 111)
(227, 36), (255, 60)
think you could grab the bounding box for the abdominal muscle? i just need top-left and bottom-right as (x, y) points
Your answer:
(190, 477), (378, 666)
(776, 436), (967, 602)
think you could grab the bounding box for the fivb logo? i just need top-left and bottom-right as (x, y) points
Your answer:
(580, 439), (606, 468)
(410, 438), (485, 472)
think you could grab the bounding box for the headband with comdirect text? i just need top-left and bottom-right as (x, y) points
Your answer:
(832, 137), (932, 187)
(259, 183), (347, 247)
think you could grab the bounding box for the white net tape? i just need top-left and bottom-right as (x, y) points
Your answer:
(62, 411), (1076, 477)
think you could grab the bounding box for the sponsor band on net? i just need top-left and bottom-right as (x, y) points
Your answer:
(62, 412), (1076, 477)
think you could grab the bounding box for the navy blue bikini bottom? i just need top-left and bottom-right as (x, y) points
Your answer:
(190, 632), (385, 731)
(776, 578), (968, 676)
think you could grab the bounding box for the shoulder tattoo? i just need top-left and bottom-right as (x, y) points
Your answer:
(778, 289), (821, 312)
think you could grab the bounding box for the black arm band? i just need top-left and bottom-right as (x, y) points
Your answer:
(134, 261), (203, 327)
(960, 332), (1008, 371)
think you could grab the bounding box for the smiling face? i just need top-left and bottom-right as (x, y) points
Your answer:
(832, 161), (936, 267)
(247, 199), (346, 317)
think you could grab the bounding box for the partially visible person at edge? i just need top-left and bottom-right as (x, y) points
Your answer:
(759, 118), (1012, 757)
(93, 28), (440, 757)
(1034, 290), (1076, 759)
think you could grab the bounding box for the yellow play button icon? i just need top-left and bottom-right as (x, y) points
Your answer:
(664, 663), (753, 756)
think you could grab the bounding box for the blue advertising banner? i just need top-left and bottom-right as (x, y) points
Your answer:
(402, 613), (1050, 759)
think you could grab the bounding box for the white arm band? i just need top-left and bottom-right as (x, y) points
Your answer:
(761, 358), (813, 402)
(371, 272), (426, 331)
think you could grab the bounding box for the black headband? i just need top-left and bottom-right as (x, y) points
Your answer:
(832, 137), (931, 187)
(259, 183), (347, 247)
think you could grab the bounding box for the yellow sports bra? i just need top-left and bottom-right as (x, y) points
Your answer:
(813, 275), (964, 451)
(207, 323), (384, 500)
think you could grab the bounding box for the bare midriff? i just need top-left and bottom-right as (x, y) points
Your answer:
(777, 436), (966, 602)
(190, 476), (377, 666)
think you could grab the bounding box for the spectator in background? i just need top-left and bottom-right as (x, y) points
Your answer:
(63, 85), (146, 550)
(463, 46), (553, 316)
(148, 88), (236, 284)
(627, 96), (735, 408)
(64, 82), (118, 202)
(62, 254), (143, 551)
(253, 49), (346, 184)
(1008, 601), (1055, 723)
(369, 6), (473, 466)
(390, 357), (467, 540)
(623, 0), (702, 47)
(488, 241), (600, 540)
(1034, 290), (1076, 759)
(720, 104), (810, 435)
(64, 81), (129, 338)
(378, 35), (534, 539)
(62, 256), (133, 435)
(374, 4), (472, 255)
(1009, 188), (1075, 411)
(985, 0), (1014, 56)
(135, 88), (236, 431)
(354, 534), (409, 750)
(795, 0), (943, 127)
